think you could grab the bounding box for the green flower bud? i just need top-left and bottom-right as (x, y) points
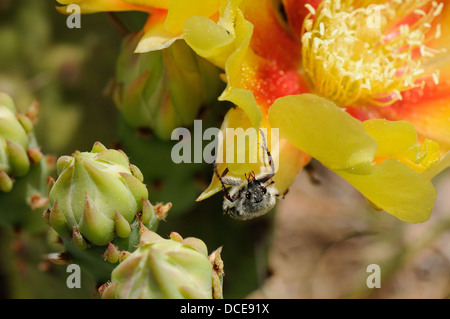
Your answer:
(114, 33), (223, 140)
(0, 92), (41, 192)
(100, 229), (224, 299)
(47, 142), (168, 283)
(49, 142), (148, 246)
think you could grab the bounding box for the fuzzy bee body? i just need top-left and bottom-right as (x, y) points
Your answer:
(223, 179), (278, 220)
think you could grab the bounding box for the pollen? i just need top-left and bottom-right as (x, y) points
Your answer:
(301, 0), (445, 106)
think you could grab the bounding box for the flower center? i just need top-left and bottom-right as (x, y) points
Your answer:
(301, 0), (444, 106)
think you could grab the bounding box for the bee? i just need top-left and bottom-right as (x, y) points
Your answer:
(215, 130), (282, 220)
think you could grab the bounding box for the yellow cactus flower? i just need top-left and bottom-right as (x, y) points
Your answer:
(188, 0), (450, 223)
(56, 0), (450, 222)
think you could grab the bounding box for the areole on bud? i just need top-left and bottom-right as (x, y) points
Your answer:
(48, 252), (72, 265)
(56, 156), (72, 176)
(27, 148), (43, 165)
(104, 243), (120, 264)
(154, 202), (172, 220)
(209, 246), (224, 300)
(129, 164), (144, 183)
(99, 229), (224, 299)
(115, 212), (131, 239)
(46, 176), (55, 194)
(72, 227), (88, 250)
(28, 193), (49, 210)
(15, 113), (33, 134)
(48, 200), (69, 235)
(91, 141), (107, 153)
(0, 171), (13, 193)
(118, 250), (131, 263)
(46, 142), (171, 283)
(141, 198), (153, 224)
(6, 139), (30, 177)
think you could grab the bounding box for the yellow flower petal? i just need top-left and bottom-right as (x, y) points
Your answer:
(268, 93), (437, 223)
(183, 16), (235, 68)
(135, 12), (181, 52)
(221, 89), (261, 128)
(421, 152), (450, 181)
(196, 173), (222, 202)
(362, 119), (417, 158)
(269, 94), (378, 171)
(56, 0), (142, 13)
(165, 0), (221, 35)
(362, 119), (443, 173)
(274, 138), (310, 195)
(183, 0), (248, 70)
(219, 11), (254, 97)
(216, 107), (264, 177)
(336, 159), (436, 223)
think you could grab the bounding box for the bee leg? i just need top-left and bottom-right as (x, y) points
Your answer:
(230, 189), (243, 202)
(214, 166), (237, 202)
(263, 180), (275, 190)
(258, 129), (275, 183)
(276, 188), (289, 199)
(257, 151), (275, 183)
(258, 129), (269, 168)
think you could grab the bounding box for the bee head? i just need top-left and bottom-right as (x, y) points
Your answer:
(245, 180), (267, 204)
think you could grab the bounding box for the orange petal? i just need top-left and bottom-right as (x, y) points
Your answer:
(242, 0), (309, 108)
(368, 73), (450, 152)
(184, 0), (310, 120)
(124, 0), (169, 9)
(427, 0), (450, 53)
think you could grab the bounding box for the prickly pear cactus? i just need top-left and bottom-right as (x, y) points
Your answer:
(45, 142), (171, 283)
(0, 93), (42, 192)
(0, 152), (53, 232)
(99, 229), (224, 299)
(114, 32), (223, 140)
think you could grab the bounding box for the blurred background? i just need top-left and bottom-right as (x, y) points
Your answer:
(0, 0), (449, 299)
